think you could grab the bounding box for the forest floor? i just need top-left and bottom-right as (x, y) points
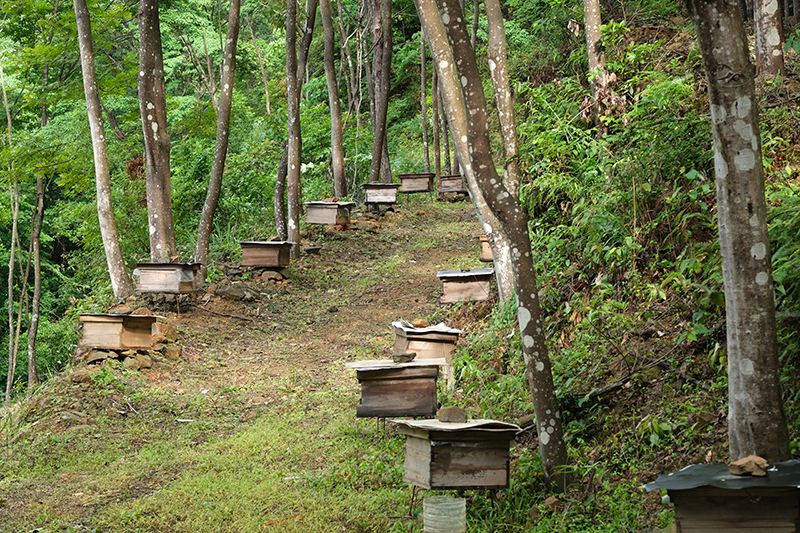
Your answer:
(0, 196), (520, 533)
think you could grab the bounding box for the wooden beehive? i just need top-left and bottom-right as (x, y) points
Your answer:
(79, 314), (156, 350)
(135, 263), (201, 294)
(345, 359), (444, 418)
(305, 201), (355, 225)
(477, 235), (493, 262)
(362, 183), (401, 205)
(439, 174), (468, 194)
(393, 419), (520, 490)
(644, 461), (800, 532)
(239, 241), (294, 268)
(392, 322), (461, 387)
(398, 172), (435, 193)
(437, 268), (494, 303)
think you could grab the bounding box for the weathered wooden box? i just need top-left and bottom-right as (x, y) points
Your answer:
(79, 314), (156, 350)
(393, 419), (519, 490)
(345, 359), (443, 418)
(645, 461), (800, 532)
(398, 172), (435, 193)
(439, 174), (467, 194)
(392, 322), (461, 388)
(305, 201), (355, 225)
(239, 241), (294, 268)
(134, 263), (201, 294)
(477, 235), (493, 262)
(437, 268), (494, 303)
(362, 183), (401, 205)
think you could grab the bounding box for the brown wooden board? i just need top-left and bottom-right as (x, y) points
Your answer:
(398, 173), (435, 193)
(437, 269), (494, 303)
(239, 241), (294, 268)
(135, 263), (201, 294)
(355, 366), (438, 418)
(477, 235), (493, 262)
(79, 314), (156, 349)
(305, 202), (355, 225)
(439, 175), (467, 194)
(362, 183), (401, 204)
(670, 487), (800, 532)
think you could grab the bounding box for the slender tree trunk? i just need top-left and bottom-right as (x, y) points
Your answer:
(471, 0), (480, 47)
(754, 0), (785, 76)
(421, 33), (430, 172)
(5, 183), (18, 408)
(368, 0), (392, 183)
(275, 142), (288, 240)
(138, 0), (177, 262)
(321, 0), (347, 196)
(286, 0), (302, 254)
(195, 0), (241, 282)
(431, 64), (441, 189)
(689, 0), (790, 462)
(415, 0), (568, 489)
(246, 14), (271, 115)
(583, 0), (609, 133)
(439, 93), (451, 176)
(202, 35), (220, 116)
(26, 175), (44, 396)
(75, 0), (134, 299)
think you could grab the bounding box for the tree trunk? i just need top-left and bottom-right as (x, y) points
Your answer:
(439, 93), (451, 176)
(5, 182), (18, 408)
(485, 0), (519, 197)
(245, 14), (271, 115)
(321, 0), (347, 197)
(26, 174), (44, 396)
(431, 64), (441, 188)
(583, 0), (610, 133)
(471, 0), (480, 47)
(74, 0), (134, 299)
(754, 0), (784, 76)
(195, 0), (241, 282)
(286, 0), (302, 255)
(421, 33), (430, 172)
(368, 0), (392, 183)
(274, 142), (289, 240)
(138, 0), (177, 262)
(688, 0), (790, 462)
(415, 0), (568, 490)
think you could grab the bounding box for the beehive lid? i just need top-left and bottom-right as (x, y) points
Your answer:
(239, 241), (295, 246)
(436, 268), (494, 279)
(79, 313), (157, 323)
(644, 460), (800, 492)
(345, 358), (447, 371)
(304, 201), (356, 207)
(361, 183), (400, 188)
(397, 172), (435, 178)
(392, 418), (520, 434)
(392, 321), (462, 336)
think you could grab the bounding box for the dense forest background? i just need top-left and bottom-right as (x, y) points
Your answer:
(2, 0), (800, 457)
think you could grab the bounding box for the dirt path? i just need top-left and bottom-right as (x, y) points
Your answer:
(1, 199), (488, 531)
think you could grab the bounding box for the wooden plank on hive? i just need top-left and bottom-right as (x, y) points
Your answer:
(429, 441), (510, 489)
(403, 436), (432, 489)
(356, 377), (437, 417)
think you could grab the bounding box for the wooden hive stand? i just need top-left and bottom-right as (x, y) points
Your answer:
(477, 235), (493, 262)
(305, 201), (356, 225)
(436, 268), (494, 303)
(345, 359), (444, 418)
(239, 241), (294, 268)
(397, 173), (435, 193)
(134, 263), (201, 294)
(79, 314), (156, 350)
(392, 419), (520, 490)
(362, 183), (401, 206)
(645, 461), (800, 532)
(392, 321), (461, 388)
